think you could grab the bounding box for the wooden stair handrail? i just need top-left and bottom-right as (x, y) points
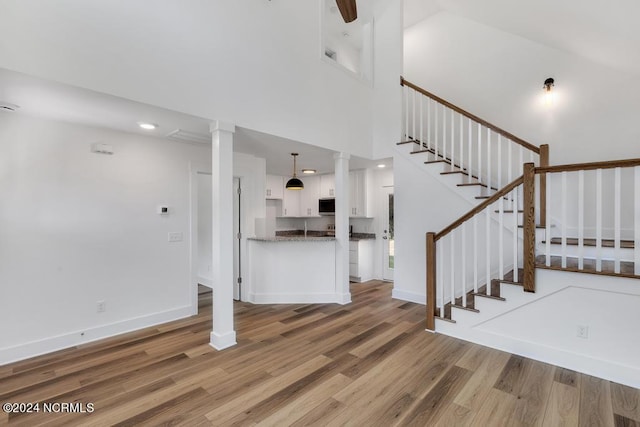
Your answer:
(401, 76), (540, 154)
(435, 175), (524, 241)
(536, 158), (640, 174)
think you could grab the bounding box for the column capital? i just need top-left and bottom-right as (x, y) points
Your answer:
(334, 152), (351, 161)
(209, 120), (236, 134)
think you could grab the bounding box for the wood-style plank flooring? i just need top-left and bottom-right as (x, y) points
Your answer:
(1, 281), (639, 426)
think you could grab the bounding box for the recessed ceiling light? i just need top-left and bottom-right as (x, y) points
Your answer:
(302, 169), (316, 174)
(377, 164), (386, 168)
(138, 122), (158, 130)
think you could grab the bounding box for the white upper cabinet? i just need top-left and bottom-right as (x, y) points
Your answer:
(265, 174), (283, 199)
(319, 174), (335, 198)
(300, 175), (320, 217)
(349, 169), (371, 217)
(281, 185), (300, 217)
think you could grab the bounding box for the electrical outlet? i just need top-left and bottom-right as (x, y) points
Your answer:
(97, 300), (106, 313)
(168, 232), (183, 242)
(576, 325), (589, 339)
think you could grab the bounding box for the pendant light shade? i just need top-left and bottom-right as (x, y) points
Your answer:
(286, 153), (304, 190)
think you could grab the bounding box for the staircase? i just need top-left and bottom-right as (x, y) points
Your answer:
(398, 77), (640, 330)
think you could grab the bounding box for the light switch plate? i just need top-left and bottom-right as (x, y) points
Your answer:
(168, 232), (183, 242)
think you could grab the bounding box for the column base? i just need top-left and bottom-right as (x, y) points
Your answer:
(209, 330), (237, 351)
(336, 293), (352, 305)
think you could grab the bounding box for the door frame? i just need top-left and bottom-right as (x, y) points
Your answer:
(382, 186), (394, 281)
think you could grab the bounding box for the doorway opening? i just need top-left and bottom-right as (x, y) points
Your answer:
(383, 189), (394, 281)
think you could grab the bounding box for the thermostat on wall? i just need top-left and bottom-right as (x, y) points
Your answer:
(91, 142), (114, 155)
(157, 205), (169, 215)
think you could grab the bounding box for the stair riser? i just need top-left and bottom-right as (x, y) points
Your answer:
(536, 245), (635, 262)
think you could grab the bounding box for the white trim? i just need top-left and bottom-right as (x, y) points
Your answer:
(197, 276), (213, 288)
(209, 331), (237, 351)
(0, 306), (193, 365)
(391, 288), (426, 305)
(249, 292), (345, 304)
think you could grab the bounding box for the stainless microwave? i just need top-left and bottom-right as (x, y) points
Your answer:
(318, 198), (335, 215)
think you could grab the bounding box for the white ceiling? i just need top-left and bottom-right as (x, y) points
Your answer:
(0, 68), (388, 176)
(404, 0), (640, 75)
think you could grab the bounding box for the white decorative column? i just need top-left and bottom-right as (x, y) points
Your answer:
(209, 120), (237, 350)
(334, 152), (351, 304)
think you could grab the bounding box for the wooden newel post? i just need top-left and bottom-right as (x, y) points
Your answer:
(426, 232), (437, 331)
(539, 144), (549, 227)
(523, 163), (536, 293)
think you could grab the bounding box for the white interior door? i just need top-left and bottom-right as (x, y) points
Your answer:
(233, 178), (241, 300)
(382, 188), (394, 281)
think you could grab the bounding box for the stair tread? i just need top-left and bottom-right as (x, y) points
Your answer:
(397, 140), (419, 145)
(543, 237), (634, 249)
(518, 224), (553, 229)
(535, 255), (637, 277)
(494, 209), (523, 213)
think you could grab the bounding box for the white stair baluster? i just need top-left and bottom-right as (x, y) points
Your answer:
(519, 145), (524, 176)
(596, 169), (603, 272)
(438, 239), (444, 318)
(443, 107), (447, 161)
(545, 173), (552, 267)
(461, 222), (467, 306)
(513, 186), (519, 282)
(468, 119), (472, 183)
(412, 89), (416, 142)
(434, 103), (439, 159)
(450, 110), (455, 170)
(486, 208), (491, 296)
(459, 113), (464, 173)
(450, 232), (455, 307)
(487, 129), (492, 195)
(427, 98), (431, 151)
(477, 124), (482, 187)
(635, 166), (640, 275)
(578, 170), (585, 270)
(561, 171), (567, 268)
(499, 195), (504, 280)
(497, 135), (502, 190)
(405, 87), (409, 140)
(473, 214), (478, 293)
(419, 95), (424, 148)
(615, 167), (621, 274)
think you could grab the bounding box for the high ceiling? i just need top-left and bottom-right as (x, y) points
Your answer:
(404, 0), (640, 75)
(0, 68), (387, 176)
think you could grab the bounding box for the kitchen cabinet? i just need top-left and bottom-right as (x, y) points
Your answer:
(266, 175), (283, 199)
(281, 186), (300, 217)
(320, 174), (335, 198)
(349, 169), (371, 217)
(349, 239), (374, 282)
(299, 176), (320, 217)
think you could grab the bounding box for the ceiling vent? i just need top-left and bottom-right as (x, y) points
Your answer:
(0, 102), (20, 112)
(165, 129), (210, 145)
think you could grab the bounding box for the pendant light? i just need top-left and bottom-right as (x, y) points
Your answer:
(285, 153), (304, 190)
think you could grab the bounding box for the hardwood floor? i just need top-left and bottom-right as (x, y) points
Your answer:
(2, 281), (639, 426)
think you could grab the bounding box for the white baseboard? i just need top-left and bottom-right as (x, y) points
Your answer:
(249, 292), (344, 304)
(0, 306), (194, 366)
(210, 330), (237, 351)
(197, 276), (213, 288)
(392, 288), (426, 305)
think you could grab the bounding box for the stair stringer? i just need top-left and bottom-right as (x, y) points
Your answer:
(436, 268), (640, 389)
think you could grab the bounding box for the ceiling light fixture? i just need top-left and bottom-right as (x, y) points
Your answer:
(377, 164), (386, 168)
(543, 77), (555, 106)
(138, 122), (158, 130)
(302, 169), (316, 174)
(285, 153), (304, 190)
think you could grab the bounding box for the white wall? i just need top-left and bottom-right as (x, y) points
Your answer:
(0, 113), (210, 364)
(0, 0), (401, 161)
(196, 172), (212, 286)
(404, 12), (640, 165)
(372, 0), (404, 159)
(393, 149), (471, 303)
